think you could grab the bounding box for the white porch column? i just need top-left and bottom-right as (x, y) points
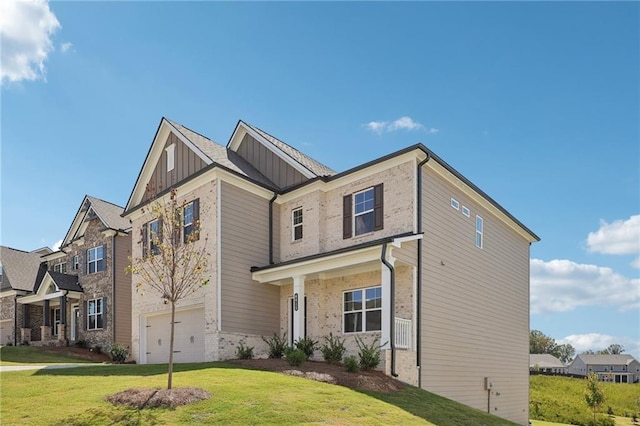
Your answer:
(292, 275), (306, 343)
(381, 255), (395, 350)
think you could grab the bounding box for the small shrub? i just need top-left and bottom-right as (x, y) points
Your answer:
(262, 333), (288, 359)
(355, 335), (382, 371)
(632, 413), (638, 424)
(6, 342), (13, 346)
(344, 355), (360, 373)
(285, 348), (306, 367)
(75, 340), (88, 348)
(21, 340), (30, 346)
(91, 345), (102, 354)
(109, 343), (129, 363)
(294, 336), (318, 360)
(320, 332), (346, 364)
(606, 406), (614, 416)
(235, 342), (254, 360)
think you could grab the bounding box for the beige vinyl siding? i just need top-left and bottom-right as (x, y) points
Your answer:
(272, 203), (281, 264)
(113, 233), (131, 346)
(420, 167), (530, 425)
(143, 132), (207, 202)
(220, 181), (280, 335)
(236, 134), (306, 189)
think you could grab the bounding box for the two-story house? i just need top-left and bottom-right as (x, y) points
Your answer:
(6, 196), (132, 352)
(123, 117), (539, 425)
(568, 354), (640, 383)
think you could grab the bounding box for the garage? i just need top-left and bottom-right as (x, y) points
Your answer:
(0, 320), (13, 345)
(144, 307), (205, 364)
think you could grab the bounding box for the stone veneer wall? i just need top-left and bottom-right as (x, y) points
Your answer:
(0, 295), (16, 344)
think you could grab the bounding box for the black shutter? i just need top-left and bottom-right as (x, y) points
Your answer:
(174, 209), (182, 245)
(157, 218), (163, 244)
(101, 297), (106, 329)
(343, 194), (352, 239)
(374, 183), (384, 231)
(85, 300), (89, 330)
(83, 250), (88, 274)
(100, 244), (107, 271)
(193, 198), (200, 241)
(142, 223), (148, 258)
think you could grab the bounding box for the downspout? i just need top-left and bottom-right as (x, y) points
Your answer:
(13, 295), (18, 345)
(416, 153), (431, 388)
(381, 243), (398, 377)
(268, 193), (278, 265)
(112, 235), (116, 344)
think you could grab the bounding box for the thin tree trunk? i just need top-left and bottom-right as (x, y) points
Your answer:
(168, 301), (176, 389)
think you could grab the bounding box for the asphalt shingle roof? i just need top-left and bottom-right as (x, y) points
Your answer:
(0, 246), (46, 292)
(85, 196), (130, 231)
(530, 354), (566, 368)
(576, 354), (636, 365)
(48, 271), (82, 292)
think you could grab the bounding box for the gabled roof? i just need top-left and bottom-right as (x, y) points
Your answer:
(574, 354), (637, 365)
(240, 121), (335, 177)
(62, 195), (129, 246)
(0, 246), (47, 292)
(530, 354), (566, 368)
(44, 271), (82, 292)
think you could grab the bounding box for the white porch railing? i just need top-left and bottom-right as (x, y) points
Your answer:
(394, 317), (412, 349)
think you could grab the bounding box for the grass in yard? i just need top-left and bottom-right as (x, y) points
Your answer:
(530, 375), (640, 425)
(0, 345), (97, 365)
(0, 362), (518, 425)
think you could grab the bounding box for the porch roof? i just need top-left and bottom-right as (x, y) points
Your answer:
(251, 232), (422, 285)
(17, 271), (82, 305)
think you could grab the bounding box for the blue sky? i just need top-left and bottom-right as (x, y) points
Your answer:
(2, 1), (638, 358)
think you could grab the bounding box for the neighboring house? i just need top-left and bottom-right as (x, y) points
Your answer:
(7, 196), (132, 352)
(123, 117), (539, 425)
(530, 354), (567, 374)
(0, 246), (52, 345)
(567, 354), (640, 383)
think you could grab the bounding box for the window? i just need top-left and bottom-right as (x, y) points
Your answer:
(451, 198), (460, 210)
(51, 308), (61, 336)
(87, 298), (104, 330)
(343, 184), (383, 238)
(476, 215), (483, 248)
(462, 206), (470, 217)
(143, 219), (162, 257)
(53, 263), (67, 274)
(343, 286), (382, 333)
(87, 246), (105, 274)
(72, 256), (79, 271)
(166, 143), (175, 172)
(183, 199), (200, 243)
(292, 208), (303, 241)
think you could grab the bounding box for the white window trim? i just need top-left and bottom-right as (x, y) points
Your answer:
(451, 198), (460, 210)
(51, 307), (61, 336)
(292, 207), (303, 241)
(343, 286), (382, 333)
(183, 202), (194, 241)
(54, 263), (67, 273)
(87, 246), (104, 274)
(148, 219), (160, 254)
(72, 256), (79, 271)
(476, 215), (484, 248)
(87, 297), (104, 330)
(166, 143), (175, 172)
(462, 206), (470, 217)
(353, 187), (375, 236)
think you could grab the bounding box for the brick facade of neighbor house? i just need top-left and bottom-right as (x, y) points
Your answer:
(120, 117), (538, 425)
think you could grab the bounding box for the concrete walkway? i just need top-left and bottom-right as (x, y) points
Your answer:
(0, 363), (109, 372)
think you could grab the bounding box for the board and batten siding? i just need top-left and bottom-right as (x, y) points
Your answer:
(113, 232), (132, 346)
(220, 181), (280, 335)
(143, 132), (208, 202)
(420, 167), (531, 425)
(236, 134), (306, 189)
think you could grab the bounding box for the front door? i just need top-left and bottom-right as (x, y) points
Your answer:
(71, 306), (80, 341)
(288, 297), (307, 345)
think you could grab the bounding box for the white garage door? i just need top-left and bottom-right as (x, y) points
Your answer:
(145, 308), (205, 364)
(0, 320), (13, 345)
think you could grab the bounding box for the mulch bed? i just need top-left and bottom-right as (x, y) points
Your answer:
(105, 387), (211, 409)
(37, 345), (112, 363)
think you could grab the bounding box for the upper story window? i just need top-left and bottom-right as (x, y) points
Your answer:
(87, 246), (105, 274)
(72, 256), (80, 271)
(476, 215), (484, 249)
(462, 206), (470, 217)
(143, 219), (162, 257)
(166, 143), (175, 172)
(183, 199), (200, 243)
(87, 297), (104, 330)
(292, 208), (303, 241)
(344, 286), (382, 333)
(451, 198), (460, 210)
(343, 184), (383, 239)
(53, 263), (67, 274)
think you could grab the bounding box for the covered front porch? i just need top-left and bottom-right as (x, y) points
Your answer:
(252, 233), (421, 384)
(17, 271), (82, 346)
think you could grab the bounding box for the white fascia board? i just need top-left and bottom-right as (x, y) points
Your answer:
(391, 233), (423, 248)
(252, 245), (382, 284)
(229, 123), (316, 179)
(62, 196), (90, 246)
(427, 160), (537, 243)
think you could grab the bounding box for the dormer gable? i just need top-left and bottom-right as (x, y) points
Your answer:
(62, 196), (128, 247)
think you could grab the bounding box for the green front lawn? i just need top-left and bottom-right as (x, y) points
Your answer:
(0, 362), (518, 425)
(0, 345), (98, 366)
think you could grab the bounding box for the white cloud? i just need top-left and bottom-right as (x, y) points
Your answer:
(587, 215), (640, 256)
(559, 333), (640, 359)
(364, 116), (437, 134)
(530, 258), (639, 314)
(0, 0), (61, 84)
(52, 239), (63, 251)
(60, 41), (72, 53)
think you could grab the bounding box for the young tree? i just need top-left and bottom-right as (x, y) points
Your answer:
(127, 188), (210, 389)
(584, 372), (605, 424)
(530, 329), (558, 354)
(556, 343), (576, 364)
(598, 344), (625, 355)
